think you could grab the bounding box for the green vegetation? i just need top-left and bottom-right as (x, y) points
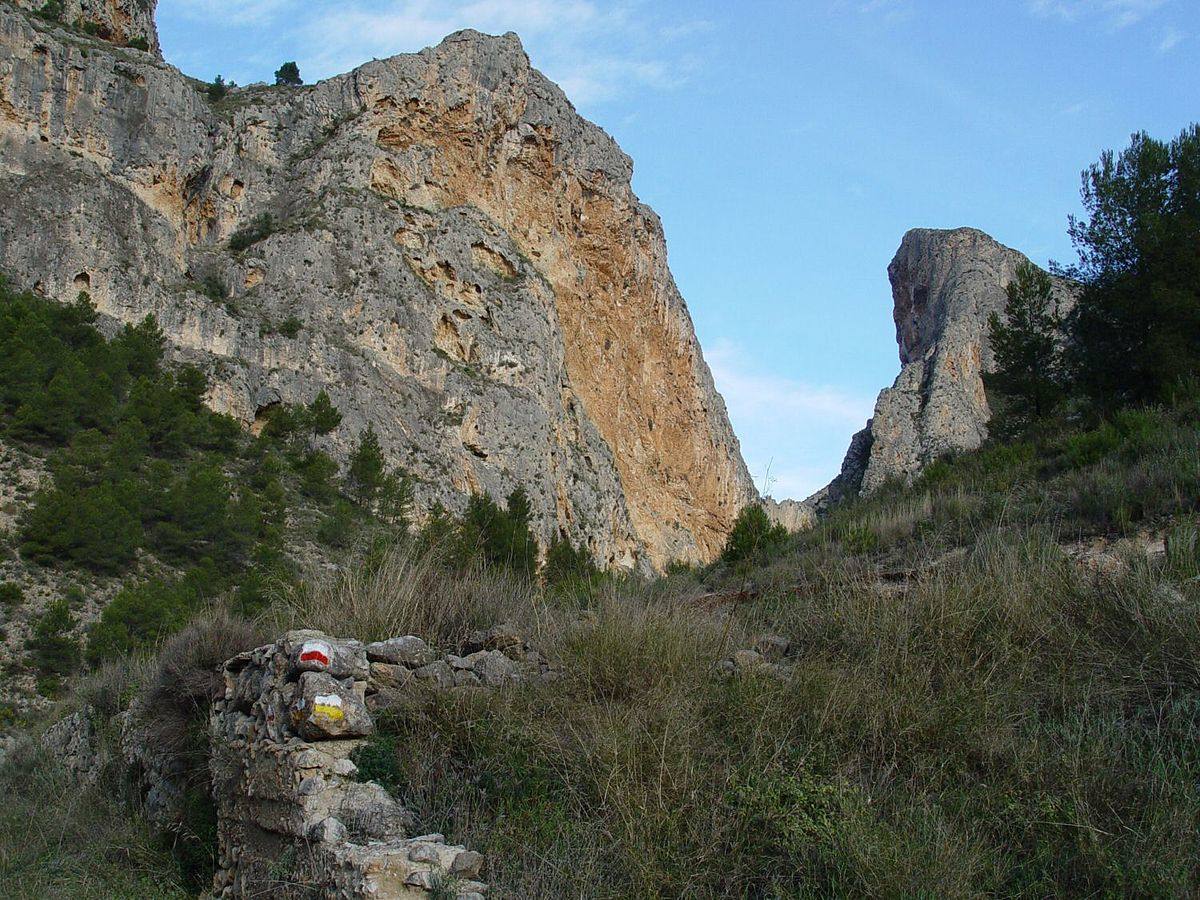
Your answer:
(274, 61), (302, 86)
(1062, 124), (1200, 407)
(986, 260), (1065, 428)
(205, 75), (228, 103)
(35, 1), (64, 22)
(0, 582), (23, 607)
(720, 502), (789, 568)
(276, 315), (303, 338)
(127, 34), (150, 52)
(2, 124), (1198, 897)
(0, 742), (190, 898)
(227, 213), (274, 253)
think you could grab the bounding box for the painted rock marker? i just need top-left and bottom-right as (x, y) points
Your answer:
(299, 641), (332, 669)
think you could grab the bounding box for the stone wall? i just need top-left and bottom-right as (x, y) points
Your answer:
(210, 630), (493, 899)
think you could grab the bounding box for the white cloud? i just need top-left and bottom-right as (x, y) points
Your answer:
(1158, 25), (1185, 51)
(707, 340), (876, 499)
(178, 0), (707, 106)
(1027, 0), (1168, 29)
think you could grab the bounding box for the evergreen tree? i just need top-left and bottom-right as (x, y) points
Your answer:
(378, 470), (415, 530)
(26, 598), (81, 678)
(721, 505), (788, 566)
(346, 424), (386, 506)
(543, 535), (600, 589)
(1062, 125), (1200, 406)
(985, 261), (1065, 425)
(207, 75), (228, 102)
(274, 61), (303, 86)
(306, 390), (342, 435)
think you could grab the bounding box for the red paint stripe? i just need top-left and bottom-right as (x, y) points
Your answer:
(300, 650), (330, 666)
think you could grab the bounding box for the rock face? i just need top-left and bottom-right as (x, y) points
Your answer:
(9, 0), (158, 53)
(762, 420), (873, 529)
(0, 2), (754, 568)
(819, 228), (1076, 502)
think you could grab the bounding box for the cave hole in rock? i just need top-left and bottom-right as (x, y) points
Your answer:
(73, 271), (91, 292)
(251, 401), (281, 436)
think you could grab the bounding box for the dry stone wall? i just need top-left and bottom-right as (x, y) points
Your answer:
(210, 629), (492, 899)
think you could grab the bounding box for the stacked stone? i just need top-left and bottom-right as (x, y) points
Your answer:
(367, 624), (560, 694)
(210, 629), (487, 899)
(715, 633), (795, 679)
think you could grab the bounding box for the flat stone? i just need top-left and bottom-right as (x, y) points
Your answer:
(412, 659), (455, 690)
(732, 649), (765, 670)
(753, 634), (791, 661)
(451, 849), (484, 878)
(286, 630), (369, 680)
(290, 671), (373, 741)
(366, 636), (435, 668)
(370, 662), (416, 691)
(471, 650), (519, 687)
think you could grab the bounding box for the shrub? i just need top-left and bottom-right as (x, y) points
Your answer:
(228, 213), (274, 253)
(0, 582), (22, 608)
(721, 504), (789, 565)
(276, 316), (302, 338)
(128, 35), (150, 51)
(86, 572), (214, 664)
(36, 0), (64, 21)
(25, 598), (81, 678)
(206, 75), (228, 102)
(198, 273), (226, 300)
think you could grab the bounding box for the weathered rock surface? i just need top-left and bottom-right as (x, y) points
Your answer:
(793, 227), (1077, 518)
(0, 1), (754, 569)
(211, 630), (487, 898)
(8, 0), (159, 54)
(762, 420), (874, 530)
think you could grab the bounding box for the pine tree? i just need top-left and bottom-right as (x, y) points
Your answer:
(346, 424), (386, 506)
(1063, 125), (1200, 406)
(274, 61), (303, 86)
(306, 390), (342, 435)
(985, 260), (1065, 425)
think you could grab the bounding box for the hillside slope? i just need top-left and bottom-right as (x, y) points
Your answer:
(0, 1), (755, 569)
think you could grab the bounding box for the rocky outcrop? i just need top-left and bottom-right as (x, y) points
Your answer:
(0, 2), (754, 569)
(813, 228), (1076, 504)
(211, 630), (489, 899)
(763, 420), (873, 529)
(8, 0), (158, 53)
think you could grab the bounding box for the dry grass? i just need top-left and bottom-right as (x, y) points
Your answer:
(266, 540), (539, 648)
(351, 527), (1200, 898)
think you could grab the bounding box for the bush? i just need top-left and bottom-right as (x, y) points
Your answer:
(86, 571), (215, 664)
(228, 213), (274, 253)
(35, 0), (64, 21)
(277, 316), (302, 338)
(206, 75), (228, 102)
(26, 598), (81, 679)
(721, 504), (789, 565)
(127, 35), (150, 51)
(0, 582), (23, 608)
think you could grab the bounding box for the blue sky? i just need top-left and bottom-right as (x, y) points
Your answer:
(158, 0), (1199, 499)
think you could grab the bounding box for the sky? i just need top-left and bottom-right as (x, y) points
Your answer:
(157, 0), (1199, 499)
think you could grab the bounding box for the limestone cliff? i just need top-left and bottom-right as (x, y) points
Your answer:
(840, 228), (1076, 499)
(0, 2), (755, 568)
